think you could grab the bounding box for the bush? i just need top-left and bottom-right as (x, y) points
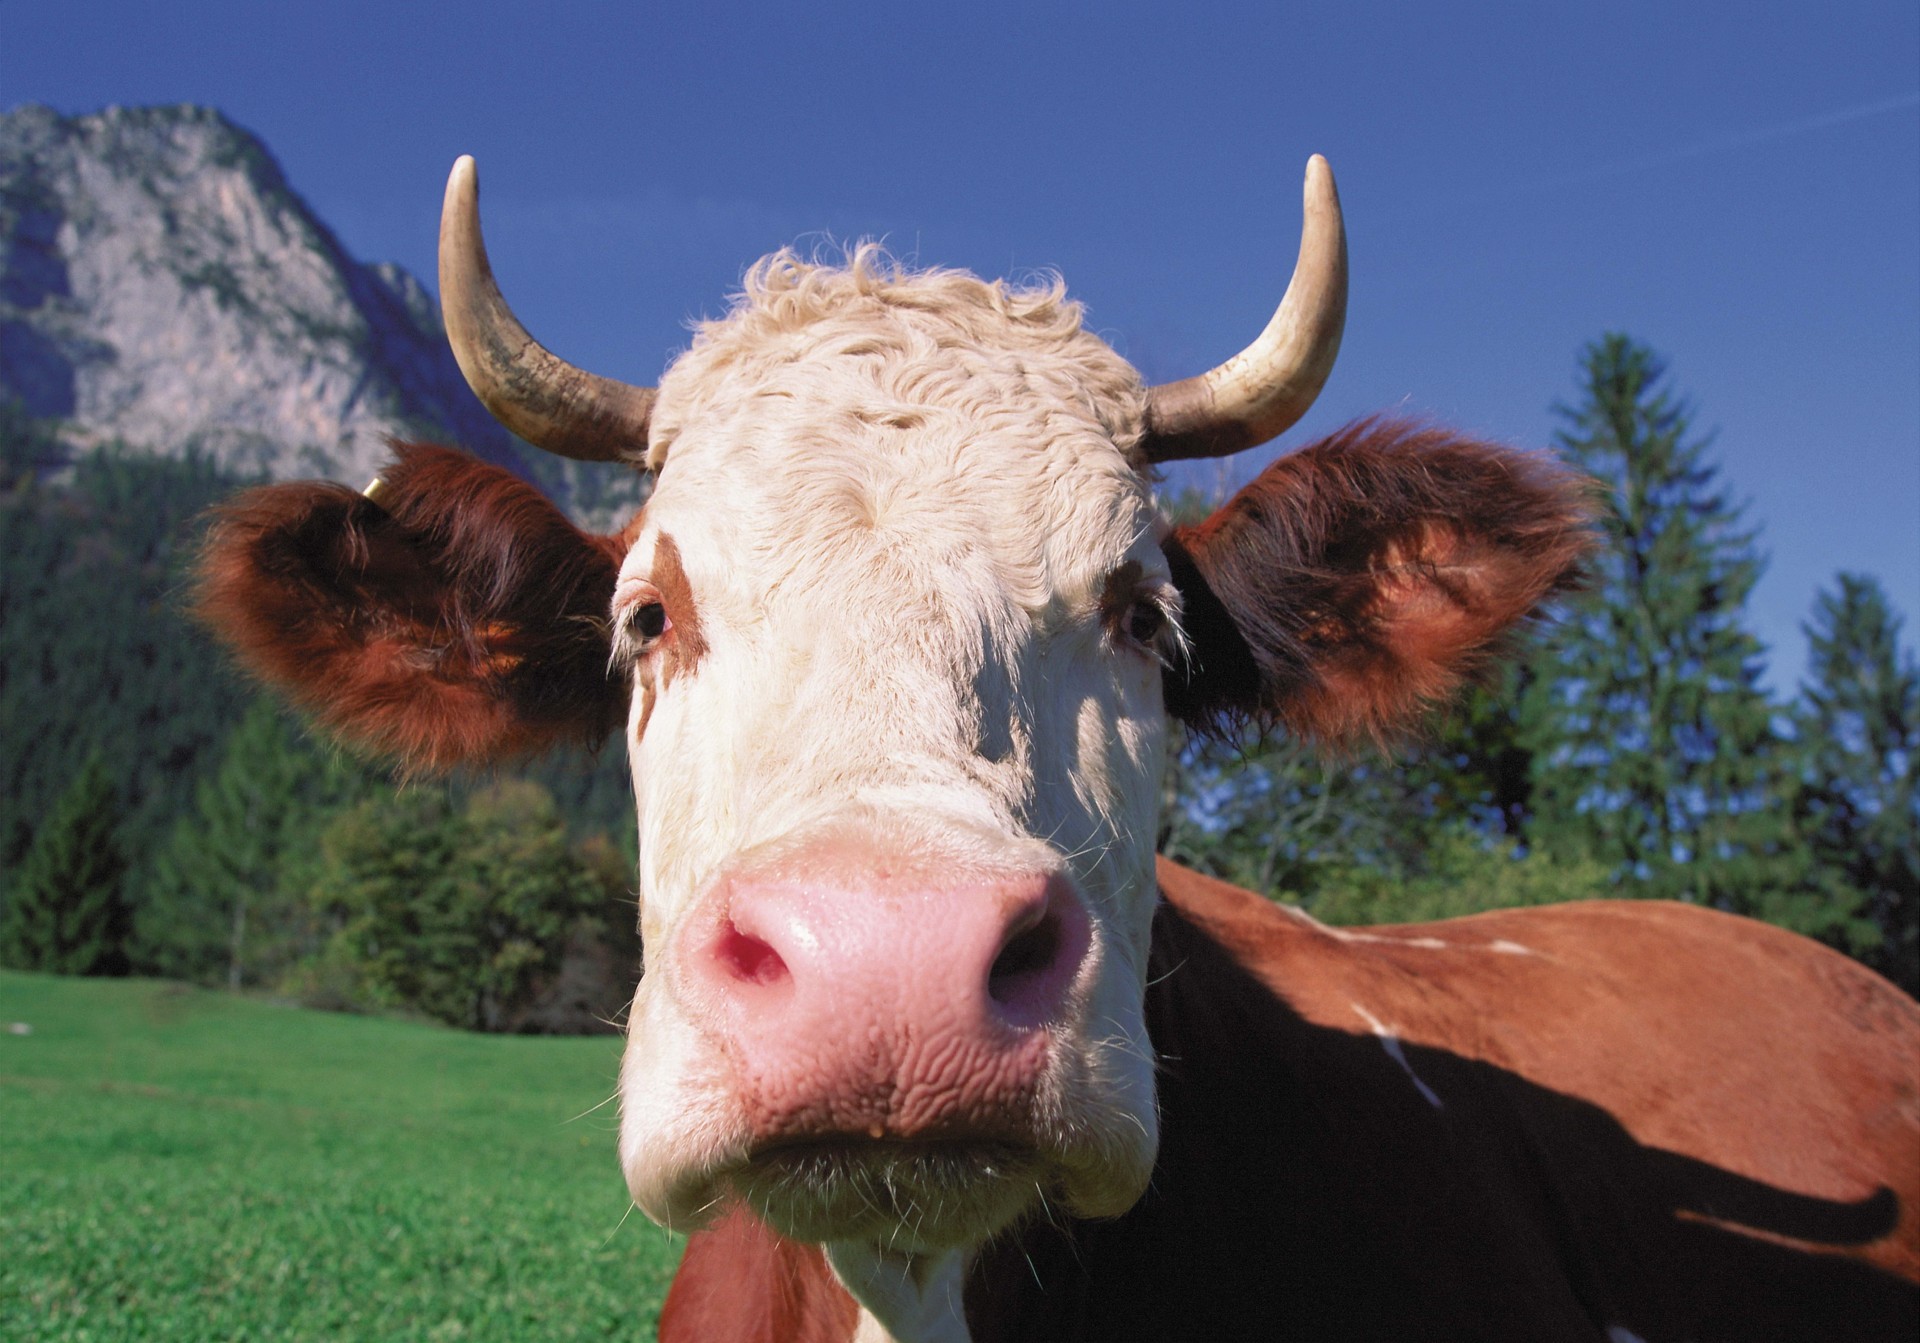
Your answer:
(310, 781), (618, 1031)
(1303, 828), (1611, 927)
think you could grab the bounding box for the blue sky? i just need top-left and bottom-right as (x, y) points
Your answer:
(7, 0), (1917, 692)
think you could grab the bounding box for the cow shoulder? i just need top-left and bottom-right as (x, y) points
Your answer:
(964, 864), (1609, 1340)
(965, 862), (1919, 1338)
(1152, 859), (1920, 1319)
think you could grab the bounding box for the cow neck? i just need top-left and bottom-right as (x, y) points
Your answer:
(962, 874), (1601, 1341)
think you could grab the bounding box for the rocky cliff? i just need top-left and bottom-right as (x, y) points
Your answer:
(0, 103), (524, 483)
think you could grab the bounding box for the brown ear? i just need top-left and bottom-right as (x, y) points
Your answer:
(195, 443), (630, 772)
(1162, 418), (1594, 744)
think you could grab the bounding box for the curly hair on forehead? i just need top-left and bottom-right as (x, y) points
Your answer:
(725, 242), (1084, 336)
(648, 243), (1150, 469)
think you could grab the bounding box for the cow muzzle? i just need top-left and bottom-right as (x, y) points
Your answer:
(633, 829), (1103, 1247)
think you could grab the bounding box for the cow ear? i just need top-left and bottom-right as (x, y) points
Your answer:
(1161, 419), (1594, 745)
(195, 442), (630, 773)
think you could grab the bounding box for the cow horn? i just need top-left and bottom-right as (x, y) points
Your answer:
(439, 156), (655, 463)
(1142, 155), (1348, 463)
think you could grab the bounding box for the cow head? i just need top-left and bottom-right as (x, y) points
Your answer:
(197, 156), (1589, 1336)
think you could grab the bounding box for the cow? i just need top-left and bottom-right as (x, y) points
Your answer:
(195, 154), (1919, 1342)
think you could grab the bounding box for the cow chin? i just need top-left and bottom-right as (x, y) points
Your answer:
(731, 1139), (1044, 1251)
(640, 1119), (1155, 1255)
(623, 1049), (1160, 1249)
(732, 1077), (1160, 1250)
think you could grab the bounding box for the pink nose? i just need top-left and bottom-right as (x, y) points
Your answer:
(680, 842), (1091, 1146)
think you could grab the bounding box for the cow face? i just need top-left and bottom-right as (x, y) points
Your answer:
(615, 255), (1167, 1249)
(194, 156), (1590, 1329)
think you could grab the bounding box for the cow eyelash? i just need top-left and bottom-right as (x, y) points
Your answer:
(631, 602), (670, 644)
(1107, 585), (1183, 662)
(1125, 599), (1167, 646)
(611, 588), (672, 670)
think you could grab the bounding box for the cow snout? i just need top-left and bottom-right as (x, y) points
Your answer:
(680, 846), (1093, 1148)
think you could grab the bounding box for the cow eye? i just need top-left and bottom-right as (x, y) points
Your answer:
(1098, 565), (1178, 659)
(1125, 598), (1166, 647)
(631, 602), (670, 644)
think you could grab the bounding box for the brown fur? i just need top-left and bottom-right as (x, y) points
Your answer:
(649, 532), (707, 685)
(666, 859), (1920, 1341)
(1163, 418), (1595, 744)
(658, 1204), (858, 1343)
(193, 443), (630, 772)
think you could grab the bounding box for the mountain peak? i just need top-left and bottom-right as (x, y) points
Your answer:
(0, 102), (523, 482)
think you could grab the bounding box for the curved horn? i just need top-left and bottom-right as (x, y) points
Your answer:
(439, 156), (655, 463)
(1142, 155), (1348, 463)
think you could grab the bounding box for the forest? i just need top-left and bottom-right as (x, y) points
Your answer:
(2, 332), (1914, 1024)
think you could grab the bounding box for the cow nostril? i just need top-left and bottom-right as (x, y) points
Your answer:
(989, 908), (1062, 1006)
(717, 921), (789, 986)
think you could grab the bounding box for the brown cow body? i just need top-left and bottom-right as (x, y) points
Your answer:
(663, 860), (1920, 1342)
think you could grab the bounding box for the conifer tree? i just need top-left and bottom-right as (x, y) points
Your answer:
(1, 444), (249, 882)
(0, 753), (131, 975)
(0, 397), (64, 488)
(139, 698), (379, 988)
(1525, 335), (1795, 915)
(1789, 573), (1919, 992)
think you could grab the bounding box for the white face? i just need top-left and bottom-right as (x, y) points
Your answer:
(611, 257), (1173, 1262)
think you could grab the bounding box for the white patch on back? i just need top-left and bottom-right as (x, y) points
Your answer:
(1351, 1002), (1445, 1110)
(1343, 931), (1451, 949)
(1285, 904), (1543, 957)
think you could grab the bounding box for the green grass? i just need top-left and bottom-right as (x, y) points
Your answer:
(0, 972), (681, 1341)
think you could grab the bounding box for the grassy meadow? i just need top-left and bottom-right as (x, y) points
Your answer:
(0, 972), (681, 1340)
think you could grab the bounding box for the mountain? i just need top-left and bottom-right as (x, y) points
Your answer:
(0, 103), (524, 483)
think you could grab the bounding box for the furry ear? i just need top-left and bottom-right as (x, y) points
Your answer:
(1162, 418), (1595, 745)
(195, 443), (630, 772)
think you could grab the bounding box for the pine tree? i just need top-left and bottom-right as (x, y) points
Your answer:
(1526, 335), (1795, 914)
(1789, 574), (1919, 992)
(139, 698), (380, 988)
(0, 753), (132, 975)
(0, 444), (250, 884)
(0, 396), (64, 488)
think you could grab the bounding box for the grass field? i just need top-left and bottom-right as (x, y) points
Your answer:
(0, 972), (681, 1341)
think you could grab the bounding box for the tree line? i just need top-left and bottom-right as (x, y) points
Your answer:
(1, 333), (1913, 1022)
(0, 404), (639, 1029)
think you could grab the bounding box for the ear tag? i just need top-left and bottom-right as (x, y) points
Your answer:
(362, 477), (390, 505)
